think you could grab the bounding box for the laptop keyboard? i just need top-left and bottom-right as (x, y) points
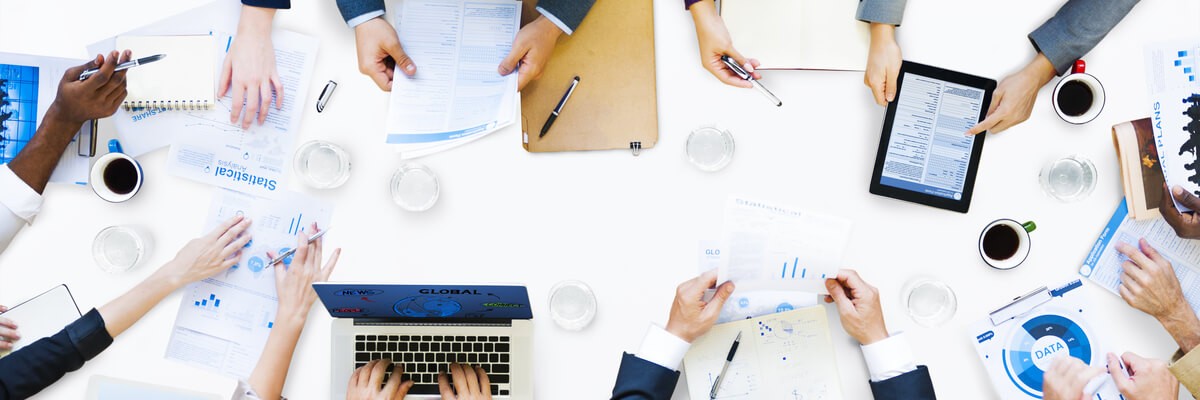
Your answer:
(355, 334), (512, 396)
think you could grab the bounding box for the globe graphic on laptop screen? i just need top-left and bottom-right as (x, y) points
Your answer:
(393, 296), (463, 317)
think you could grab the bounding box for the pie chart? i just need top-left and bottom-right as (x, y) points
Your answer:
(1001, 312), (1092, 398)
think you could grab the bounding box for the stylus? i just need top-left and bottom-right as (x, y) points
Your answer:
(721, 55), (782, 107)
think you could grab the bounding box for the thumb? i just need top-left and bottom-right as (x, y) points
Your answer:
(884, 67), (899, 103)
(826, 279), (854, 312)
(1107, 353), (1133, 393)
(498, 44), (524, 76)
(1174, 185), (1200, 210)
(707, 281), (735, 310)
(386, 41), (416, 77)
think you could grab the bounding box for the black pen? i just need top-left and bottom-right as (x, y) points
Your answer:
(720, 55), (782, 107)
(709, 331), (742, 399)
(539, 76), (580, 138)
(79, 54), (166, 81)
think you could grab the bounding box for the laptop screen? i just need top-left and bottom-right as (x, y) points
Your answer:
(313, 284), (533, 320)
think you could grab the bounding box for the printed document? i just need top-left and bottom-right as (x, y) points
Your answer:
(0, 52), (94, 186)
(1081, 200), (1200, 313)
(700, 240), (819, 323)
(1144, 39), (1200, 211)
(385, 0), (520, 158)
(166, 189), (332, 378)
(718, 196), (852, 294)
(683, 306), (843, 400)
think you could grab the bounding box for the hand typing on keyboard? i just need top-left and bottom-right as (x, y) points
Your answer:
(347, 359), (414, 400)
(438, 363), (493, 400)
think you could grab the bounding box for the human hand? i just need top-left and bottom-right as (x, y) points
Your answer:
(159, 215), (252, 288)
(354, 18), (415, 91)
(219, 5), (282, 130)
(497, 16), (561, 90)
(50, 50), (131, 126)
(1160, 184), (1200, 239)
(864, 23), (902, 106)
(824, 269), (888, 345)
(1042, 357), (1103, 400)
(1108, 352), (1180, 400)
(689, 1), (760, 88)
(1116, 238), (1200, 352)
(965, 54), (1057, 136)
(268, 223), (340, 325)
(665, 269), (735, 343)
(346, 359), (413, 400)
(0, 306), (18, 350)
(438, 363), (492, 400)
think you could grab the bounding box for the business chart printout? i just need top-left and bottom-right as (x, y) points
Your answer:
(1145, 39), (1200, 211)
(718, 196), (852, 294)
(879, 73), (984, 200)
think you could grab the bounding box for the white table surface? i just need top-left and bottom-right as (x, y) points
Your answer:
(1, 0), (1198, 398)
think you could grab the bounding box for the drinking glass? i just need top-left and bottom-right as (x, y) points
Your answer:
(686, 126), (735, 171)
(390, 163), (440, 212)
(903, 279), (956, 327)
(1039, 155), (1097, 202)
(92, 225), (150, 273)
(549, 280), (597, 331)
(294, 140), (351, 189)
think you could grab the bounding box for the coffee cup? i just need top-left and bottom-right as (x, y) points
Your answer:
(979, 219), (1036, 270)
(1051, 60), (1105, 124)
(90, 139), (143, 203)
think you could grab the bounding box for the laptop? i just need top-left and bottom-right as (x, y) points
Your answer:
(315, 283), (534, 399)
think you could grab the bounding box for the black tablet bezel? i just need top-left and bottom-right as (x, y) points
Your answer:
(868, 61), (997, 214)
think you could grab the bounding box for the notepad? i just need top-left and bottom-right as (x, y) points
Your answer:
(0, 285), (81, 358)
(683, 306), (843, 399)
(115, 35), (214, 110)
(721, 0), (869, 71)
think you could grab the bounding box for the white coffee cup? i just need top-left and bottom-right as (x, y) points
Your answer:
(978, 219), (1036, 270)
(89, 139), (143, 203)
(1051, 60), (1105, 125)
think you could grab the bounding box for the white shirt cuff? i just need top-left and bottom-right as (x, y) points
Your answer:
(859, 333), (918, 382)
(535, 7), (573, 35)
(635, 324), (692, 371)
(347, 11), (385, 29)
(0, 165), (41, 224)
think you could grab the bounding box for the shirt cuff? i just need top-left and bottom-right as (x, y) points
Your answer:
(0, 164), (42, 224)
(347, 11), (385, 29)
(67, 309), (114, 361)
(635, 325), (692, 371)
(535, 7), (573, 36)
(1170, 347), (1200, 396)
(860, 333), (918, 382)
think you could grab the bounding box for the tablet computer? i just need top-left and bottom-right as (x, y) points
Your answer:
(869, 61), (997, 213)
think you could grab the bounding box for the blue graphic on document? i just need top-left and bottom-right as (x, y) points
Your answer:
(0, 64), (39, 164)
(1001, 310), (1093, 398)
(778, 257), (824, 280)
(194, 294), (222, 309)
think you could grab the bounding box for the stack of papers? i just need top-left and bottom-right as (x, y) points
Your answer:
(0, 52), (95, 186)
(1145, 39), (1200, 211)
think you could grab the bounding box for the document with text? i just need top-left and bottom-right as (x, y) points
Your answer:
(718, 196), (852, 294)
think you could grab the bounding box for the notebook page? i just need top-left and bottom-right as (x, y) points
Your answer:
(115, 35), (214, 109)
(722, 0), (868, 71)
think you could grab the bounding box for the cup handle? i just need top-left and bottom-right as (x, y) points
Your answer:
(107, 139), (124, 154)
(1073, 60), (1086, 74)
(1022, 221), (1037, 233)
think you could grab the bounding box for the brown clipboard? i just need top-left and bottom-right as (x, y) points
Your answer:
(520, 0), (658, 154)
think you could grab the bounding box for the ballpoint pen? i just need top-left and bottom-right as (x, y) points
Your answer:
(79, 54), (166, 81)
(709, 331), (742, 399)
(539, 76), (580, 138)
(721, 55), (782, 107)
(268, 227), (331, 266)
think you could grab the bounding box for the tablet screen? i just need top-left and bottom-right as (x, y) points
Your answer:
(879, 73), (986, 201)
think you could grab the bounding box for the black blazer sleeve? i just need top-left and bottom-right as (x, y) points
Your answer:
(242, 0), (291, 10)
(869, 365), (937, 400)
(0, 309), (113, 400)
(611, 353), (679, 400)
(536, 0), (597, 33)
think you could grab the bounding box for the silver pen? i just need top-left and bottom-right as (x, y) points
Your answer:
(79, 54), (165, 81)
(268, 227), (330, 266)
(709, 331), (743, 399)
(721, 55), (782, 107)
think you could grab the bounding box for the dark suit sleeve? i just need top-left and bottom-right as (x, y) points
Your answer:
(0, 309), (113, 399)
(242, 0), (291, 10)
(869, 365), (936, 400)
(611, 353), (679, 400)
(336, 0), (387, 25)
(1027, 0), (1140, 74)
(535, 0), (597, 33)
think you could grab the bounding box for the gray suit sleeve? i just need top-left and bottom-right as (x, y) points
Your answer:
(536, 0), (598, 33)
(1028, 0), (1140, 75)
(335, 0), (386, 25)
(856, 0), (908, 26)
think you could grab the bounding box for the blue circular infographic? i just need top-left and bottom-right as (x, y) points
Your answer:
(1002, 312), (1093, 398)
(393, 296), (462, 317)
(278, 247), (294, 266)
(247, 256), (265, 273)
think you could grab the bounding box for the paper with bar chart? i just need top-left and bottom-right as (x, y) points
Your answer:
(717, 196), (852, 294)
(166, 188), (332, 378)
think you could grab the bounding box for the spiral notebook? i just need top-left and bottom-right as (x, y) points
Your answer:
(114, 35), (214, 110)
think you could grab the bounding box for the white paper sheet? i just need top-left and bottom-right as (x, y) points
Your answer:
(385, 0), (520, 158)
(0, 52), (93, 186)
(165, 188), (332, 378)
(717, 196), (852, 294)
(1145, 38), (1200, 211)
(700, 239), (820, 323)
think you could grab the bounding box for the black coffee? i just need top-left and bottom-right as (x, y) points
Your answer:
(982, 224), (1020, 261)
(103, 158), (138, 195)
(1057, 80), (1094, 117)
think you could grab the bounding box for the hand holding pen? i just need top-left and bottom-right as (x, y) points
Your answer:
(721, 55), (782, 107)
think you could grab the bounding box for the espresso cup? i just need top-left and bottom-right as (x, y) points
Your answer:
(978, 219), (1036, 270)
(1051, 60), (1105, 124)
(90, 139), (144, 203)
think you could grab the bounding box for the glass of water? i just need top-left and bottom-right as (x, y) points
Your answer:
(92, 226), (150, 273)
(294, 140), (351, 189)
(686, 126), (735, 172)
(904, 279), (956, 327)
(1039, 154), (1097, 202)
(390, 163), (440, 212)
(549, 280), (597, 331)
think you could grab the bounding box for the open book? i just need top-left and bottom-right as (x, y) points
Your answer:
(1112, 117), (1164, 220)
